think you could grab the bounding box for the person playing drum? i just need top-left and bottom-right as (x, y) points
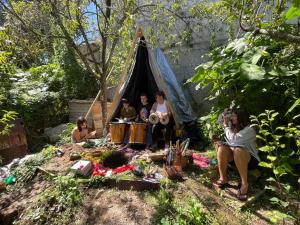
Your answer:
(118, 98), (136, 146)
(136, 93), (153, 149)
(151, 90), (174, 151)
(71, 117), (96, 143)
(119, 98), (136, 122)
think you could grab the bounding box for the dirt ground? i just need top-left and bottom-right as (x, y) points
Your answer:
(75, 189), (155, 225)
(0, 144), (298, 225)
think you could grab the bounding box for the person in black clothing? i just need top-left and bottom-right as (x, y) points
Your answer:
(136, 93), (153, 148)
(136, 93), (152, 122)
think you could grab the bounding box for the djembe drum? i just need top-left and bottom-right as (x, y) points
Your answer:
(109, 122), (126, 144)
(129, 122), (147, 144)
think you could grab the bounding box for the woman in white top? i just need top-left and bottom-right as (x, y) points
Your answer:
(213, 109), (260, 201)
(151, 91), (173, 150)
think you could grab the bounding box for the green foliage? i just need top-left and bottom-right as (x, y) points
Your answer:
(11, 145), (56, 187)
(16, 175), (82, 225)
(152, 189), (212, 225)
(250, 110), (300, 190)
(198, 108), (223, 140)
(7, 69), (68, 133)
(160, 197), (211, 225)
(0, 110), (18, 135)
(53, 41), (99, 99)
(285, 0), (300, 20)
(57, 123), (76, 145)
(189, 34), (300, 115)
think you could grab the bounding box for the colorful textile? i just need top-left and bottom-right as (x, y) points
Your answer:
(192, 153), (210, 169)
(92, 163), (134, 177)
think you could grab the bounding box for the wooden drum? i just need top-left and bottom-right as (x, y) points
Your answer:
(129, 122), (147, 144)
(109, 122), (126, 144)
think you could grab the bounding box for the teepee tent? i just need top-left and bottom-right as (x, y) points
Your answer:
(107, 36), (195, 126)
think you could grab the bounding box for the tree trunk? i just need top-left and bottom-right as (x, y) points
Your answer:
(100, 74), (107, 131)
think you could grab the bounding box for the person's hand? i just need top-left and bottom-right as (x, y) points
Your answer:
(157, 112), (162, 118)
(85, 133), (92, 139)
(223, 114), (228, 127)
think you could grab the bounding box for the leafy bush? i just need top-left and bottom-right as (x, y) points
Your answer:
(152, 189), (212, 225)
(160, 198), (211, 225)
(11, 145), (57, 187)
(188, 34), (300, 115)
(0, 110), (18, 135)
(251, 109), (300, 192)
(56, 123), (76, 145)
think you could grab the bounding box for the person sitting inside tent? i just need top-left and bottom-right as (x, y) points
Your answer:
(136, 93), (153, 148)
(119, 98), (136, 146)
(213, 109), (260, 201)
(119, 98), (136, 122)
(71, 117), (96, 143)
(151, 90), (174, 151)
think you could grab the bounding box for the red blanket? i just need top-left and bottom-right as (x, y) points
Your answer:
(192, 153), (210, 169)
(92, 163), (134, 177)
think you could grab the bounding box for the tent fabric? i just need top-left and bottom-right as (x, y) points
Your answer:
(148, 48), (195, 124)
(111, 37), (195, 125)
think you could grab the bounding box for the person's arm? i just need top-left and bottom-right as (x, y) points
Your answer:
(72, 129), (81, 143)
(119, 108), (125, 119)
(128, 107), (137, 121)
(223, 115), (235, 141)
(86, 130), (96, 139)
(150, 103), (157, 114)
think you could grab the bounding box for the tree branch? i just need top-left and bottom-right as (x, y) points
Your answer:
(48, 0), (98, 78)
(75, 0), (102, 74)
(0, 0), (66, 39)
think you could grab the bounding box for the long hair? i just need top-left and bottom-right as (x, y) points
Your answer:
(155, 90), (165, 99)
(77, 116), (87, 132)
(231, 109), (250, 132)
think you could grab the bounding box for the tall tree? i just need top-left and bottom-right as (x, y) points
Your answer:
(0, 0), (230, 128)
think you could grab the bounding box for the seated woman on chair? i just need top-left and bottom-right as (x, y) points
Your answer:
(71, 117), (96, 143)
(151, 91), (174, 151)
(213, 109), (260, 201)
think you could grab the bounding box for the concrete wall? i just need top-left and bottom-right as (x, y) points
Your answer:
(163, 37), (227, 117)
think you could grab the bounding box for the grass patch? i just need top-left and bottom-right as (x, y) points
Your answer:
(15, 175), (82, 225)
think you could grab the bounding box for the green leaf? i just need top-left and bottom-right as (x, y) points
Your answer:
(259, 146), (275, 152)
(267, 155), (277, 161)
(240, 63), (265, 80)
(285, 98), (300, 116)
(285, 6), (300, 20)
(274, 166), (286, 176)
(242, 47), (268, 64)
(259, 161), (272, 168)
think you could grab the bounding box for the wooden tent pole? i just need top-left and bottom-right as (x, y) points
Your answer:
(85, 66), (115, 119)
(107, 27), (143, 123)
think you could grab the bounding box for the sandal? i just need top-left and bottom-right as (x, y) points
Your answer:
(237, 189), (248, 201)
(213, 180), (228, 189)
